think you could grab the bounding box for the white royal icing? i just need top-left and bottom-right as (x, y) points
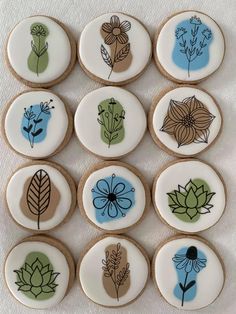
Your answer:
(5, 241), (70, 309)
(153, 159), (226, 233)
(74, 87), (146, 158)
(155, 11), (225, 82)
(81, 164), (146, 231)
(5, 90), (69, 158)
(6, 163), (72, 231)
(79, 236), (149, 306)
(153, 237), (224, 310)
(7, 16), (72, 84)
(79, 13), (152, 83)
(152, 86), (222, 156)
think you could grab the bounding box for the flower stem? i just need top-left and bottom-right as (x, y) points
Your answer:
(181, 272), (189, 306)
(108, 40), (118, 79)
(36, 36), (41, 76)
(37, 213), (40, 230)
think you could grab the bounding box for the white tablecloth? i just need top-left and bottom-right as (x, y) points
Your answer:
(0, 0), (235, 313)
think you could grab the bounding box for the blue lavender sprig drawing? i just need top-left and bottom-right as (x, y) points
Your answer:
(175, 15), (212, 77)
(22, 100), (54, 148)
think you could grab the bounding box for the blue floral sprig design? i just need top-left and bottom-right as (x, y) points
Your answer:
(92, 174), (135, 219)
(22, 100), (54, 148)
(175, 15), (212, 77)
(172, 246), (207, 306)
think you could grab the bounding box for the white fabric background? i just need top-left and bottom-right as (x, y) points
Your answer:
(0, 0), (235, 313)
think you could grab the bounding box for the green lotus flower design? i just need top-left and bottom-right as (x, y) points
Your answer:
(167, 179), (215, 222)
(14, 252), (60, 300)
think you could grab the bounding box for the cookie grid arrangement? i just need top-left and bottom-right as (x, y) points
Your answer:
(2, 11), (226, 310)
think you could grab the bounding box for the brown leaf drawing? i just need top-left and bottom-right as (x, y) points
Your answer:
(114, 43), (130, 63)
(26, 169), (51, 230)
(101, 44), (113, 68)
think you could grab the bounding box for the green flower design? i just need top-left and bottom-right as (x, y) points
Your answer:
(14, 252), (60, 300)
(167, 179), (215, 222)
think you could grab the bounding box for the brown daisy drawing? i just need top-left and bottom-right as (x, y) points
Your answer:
(160, 96), (215, 147)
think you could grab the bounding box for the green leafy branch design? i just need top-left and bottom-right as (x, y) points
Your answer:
(14, 256), (60, 299)
(97, 98), (125, 148)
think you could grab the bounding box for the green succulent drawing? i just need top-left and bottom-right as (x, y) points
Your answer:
(97, 98), (125, 148)
(28, 23), (49, 76)
(167, 179), (215, 222)
(14, 252), (60, 300)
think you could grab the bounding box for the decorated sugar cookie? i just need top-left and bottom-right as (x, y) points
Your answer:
(149, 86), (222, 157)
(78, 13), (152, 85)
(78, 161), (150, 233)
(6, 161), (76, 231)
(78, 234), (150, 307)
(74, 87), (147, 159)
(4, 235), (75, 309)
(153, 159), (226, 233)
(152, 235), (224, 310)
(6, 16), (76, 87)
(154, 11), (225, 83)
(3, 90), (72, 159)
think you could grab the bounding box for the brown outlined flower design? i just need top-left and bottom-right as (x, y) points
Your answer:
(160, 96), (215, 147)
(101, 15), (131, 79)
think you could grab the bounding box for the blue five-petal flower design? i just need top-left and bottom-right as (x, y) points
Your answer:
(92, 174), (135, 223)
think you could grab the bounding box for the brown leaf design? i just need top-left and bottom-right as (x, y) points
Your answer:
(26, 169), (51, 230)
(114, 43), (130, 63)
(101, 44), (113, 68)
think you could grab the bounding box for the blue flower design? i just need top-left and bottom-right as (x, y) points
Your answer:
(92, 174), (135, 223)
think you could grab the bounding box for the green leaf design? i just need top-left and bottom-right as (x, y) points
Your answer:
(14, 252), (60, 301)
(28, 23), (49, 76)
(97, 98), (125, 148)
(167, 178), (215, 223)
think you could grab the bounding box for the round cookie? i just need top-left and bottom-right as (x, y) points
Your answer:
(4, 235), (75, 309)
(152, 159), (226, 233)
(78, 161), (150, 233)
(74, 87), (147, 159)
(6, 15), (76, 87)
(148, 85), (222, 157)
(152, 235), (224, 310)
(3, 89), (73, 159)
(6, 161), (76, 232)
(77, 234), (150, 307)
(78, 13), (152, 85)
(154, 11), (225, 83)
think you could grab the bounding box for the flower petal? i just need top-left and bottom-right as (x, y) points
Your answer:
(18, 284), (31, 292)
(93, 196), (109, 209)
(185, 260), (193, 273)
(172, 254), (186, 263)
(197, 191), (207, 208)
(186, 207), (198, 219)
(160, 116), (178, 134)
(185, 188), (198, 208)
(31, 286), (42, 297)
(176, 191), (186, 207)
(192, 108), (215, 130)
(113, 182), (125, 195)
(183, 96), (204, 111)
(32, 258), (43, 271)
(172, 206), (187, 214)
(104, 33), (116, 45)
(194, 128), (210, 143)
(116, 197), (132, 209)
(22, 268), (31, 285)
(176, 258), (188, 270)
(110, 15), (120, 28)
(168, 100), (189, 122)
(117, 32), (129, 44)
(42, 285), (55, 293)
(42, 270), (53, 286)
(96, 179), (110, 195)
(102, 22), (113, 33)
(120, 20), (131, 32)
(107, 202), (119, 218)
(185, 179), (197, 192)
(174, 124), (196, 147)
(30, 267), (43, 287)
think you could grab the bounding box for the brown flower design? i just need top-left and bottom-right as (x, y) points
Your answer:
(160, 96), (215, 147)
(102, 15), (131, 45)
